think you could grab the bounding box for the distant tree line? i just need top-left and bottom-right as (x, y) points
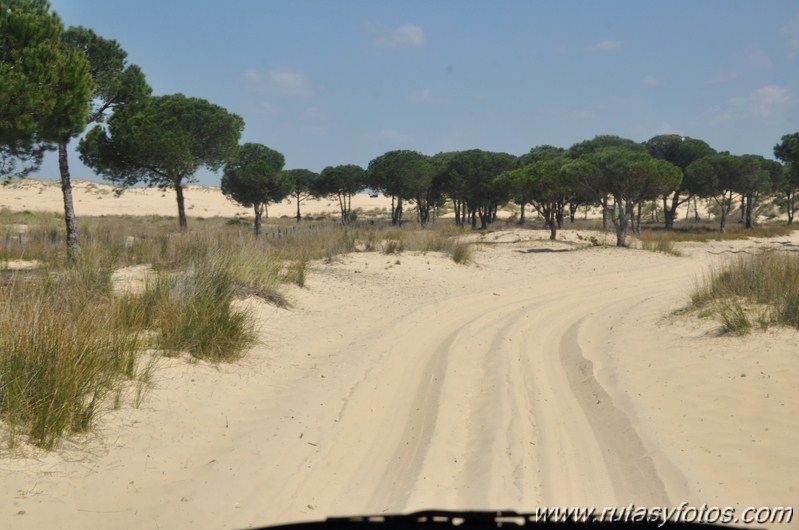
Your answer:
(3, 0), (799, 248)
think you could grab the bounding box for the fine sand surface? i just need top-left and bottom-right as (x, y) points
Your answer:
(1, 180), (798, 529)
(0, 178), (391, 219)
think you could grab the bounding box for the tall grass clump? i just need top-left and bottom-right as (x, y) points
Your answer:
(450, 241), (474, 264)
(640, 236), (682, 256)
(640, 222), (796, 244)
(141, 251), (257, 361)
(0, 259), (143, 449)
(690, 251), (799, 333)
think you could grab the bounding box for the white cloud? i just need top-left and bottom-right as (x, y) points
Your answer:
(708, 85), (793, 123)
(730, 85), (791, 117)
(642, 74), (661, 86)
(781, 15), (799, 58)
(243, 68), (316, 97)
(408, 88), (433, 103)
(587, 40), (622, 52)
(378, 24), (426, 49)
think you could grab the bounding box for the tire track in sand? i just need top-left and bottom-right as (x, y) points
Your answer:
(275, 247), (697, 519)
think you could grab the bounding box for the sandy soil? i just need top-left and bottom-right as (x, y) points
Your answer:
(1, 180), (797, 529)
(0, 178), (391, 219)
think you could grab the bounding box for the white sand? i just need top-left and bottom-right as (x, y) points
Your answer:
(0, 178), (390, 219)
(1, 180), (797, 529)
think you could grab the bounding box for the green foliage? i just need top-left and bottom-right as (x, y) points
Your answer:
(568, 135), (645, 159)
(283, 168), (320, 221)
(79, 94), (244, 188)
(0, 251), (145, 448)
(518, 144), (565, 166)
(686, 153), (761, 231)
(645, 134), (715, 173)
(0, 0), (93, 176)
(690, 251), (799, 333)
(62, 25), (151, 129)
(78, 93), (244, 229)
(570, 137), (682, 245)
(503, 156), (575, 239)
(316, 164), (366, 224)
(773, 132), (799, 224)
(154, 255), (256, 362)
(639, 236), (681, 256)
(221, 143), (288, 236)
(367, 150), (437, 225)
(435, 149), (517, 228)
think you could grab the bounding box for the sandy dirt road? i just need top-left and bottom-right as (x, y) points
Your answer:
(2, 230), (797, 529)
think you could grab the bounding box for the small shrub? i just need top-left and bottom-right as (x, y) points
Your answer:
(689, 251), (799, 333)
(640, 238), (681, 256)
(383, 239), (404, 254)
(450, 241), (473, 264)
(718, 299), (752, 335)
(0, 271), (143, 448)
(153, 256), (256, 361)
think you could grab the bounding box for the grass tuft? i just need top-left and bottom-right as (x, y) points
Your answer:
(450, 241), (473, 264)
(689, 250), (799, 333)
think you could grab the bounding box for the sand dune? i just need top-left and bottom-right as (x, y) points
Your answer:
(1, 181), (797, 529)
(0, 178), (391, 219)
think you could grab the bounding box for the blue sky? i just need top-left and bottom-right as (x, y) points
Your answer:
(35, 0), (799, 185)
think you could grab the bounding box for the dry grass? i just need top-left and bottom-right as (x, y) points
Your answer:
(639, 222), (796, 244)
(0, 249), (149, 448)
(690, 251), (799, 333)
(1, 211), (483, 448)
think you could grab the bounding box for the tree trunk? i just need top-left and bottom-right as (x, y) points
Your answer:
(663, 196), (674, 230)
(693, 196), (700, 222)
(175, 181), (188, 231)
(394, 195), (403, 226)
(601, 196), (608, 230)
(58, 140), (80, 259)
(787, 192), (795, 225)
(635, 201), (643, 234)
(295, 193), (301, 222)
(518, 201), (526, 225)
(740, 196), (746, 224)
(254, 203), (263, 237)
(745, 194), (754, 229)
(610, 198), (628, 246)
(717, 195), (729, 233)
(615, 223), (627, 246)
(478, 207), (488, 229)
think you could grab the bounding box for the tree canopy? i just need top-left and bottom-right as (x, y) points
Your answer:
(576, 142), (681, 245)
(367, 150), (436, 226)
(283, 168), (320, 222)
(55, 25), (150, 256)
(435, 149), (516, 229)
(506, 157), (576, 240)
(221, 143), (288, 237)
(774, 132), (799, 224)
(645, 134), (715, 229)
(79, 93), (244, 229)
(0, 0), (93, 177)
(316, 164), (366, 224)
(687, 153), (758, 232)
